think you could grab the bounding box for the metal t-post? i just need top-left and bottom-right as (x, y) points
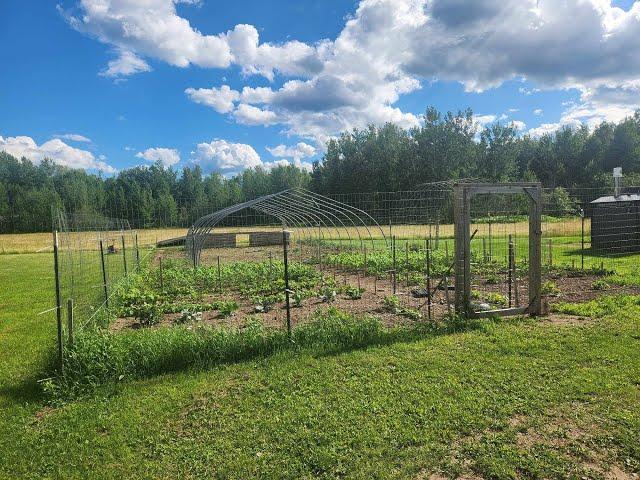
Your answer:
(283, 230), (292, 336)
(53, 230), (64, 372)
(99, 239), (109, 307)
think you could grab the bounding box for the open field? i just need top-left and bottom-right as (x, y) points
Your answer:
(0, 218), (589, 254)
(1, 252), (639, 479)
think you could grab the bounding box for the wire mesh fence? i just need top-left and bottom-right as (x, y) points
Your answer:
(47, 184), (640, 369)
(52, 209), (146, 365)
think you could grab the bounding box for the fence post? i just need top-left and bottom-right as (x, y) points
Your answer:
(121, 234), (128, 274)
(135, 233), (140, 269)
(548, 238), (553, 267)
(52, 231), (64, 372)
(581, 208), (585, 270)
(426, 239), (432, 320)
(67, 298), (74, 346)
(99, 239), (109, 308)
(283, 230), (292, 337)
(508, 234), (514, 308)
(392, 235), (397, 294)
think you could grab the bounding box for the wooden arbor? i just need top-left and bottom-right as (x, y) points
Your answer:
(453, 183), (542, 318)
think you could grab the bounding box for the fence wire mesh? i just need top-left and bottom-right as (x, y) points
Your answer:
(53, 209), (142, 337)
(50, 185), (640, 352)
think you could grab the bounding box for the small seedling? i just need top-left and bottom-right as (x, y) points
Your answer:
(293, 291), (305, 307)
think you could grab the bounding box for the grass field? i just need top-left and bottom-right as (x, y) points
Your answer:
(1, 252), (639, 479)
(0, 218), (589, 254)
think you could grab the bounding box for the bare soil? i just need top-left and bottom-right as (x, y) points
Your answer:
(112, 253), (640, 333)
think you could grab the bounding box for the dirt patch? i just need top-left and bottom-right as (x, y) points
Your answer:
(114, 249), (640, 333)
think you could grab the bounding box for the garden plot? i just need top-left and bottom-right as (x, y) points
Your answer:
(106, 240), (640, 334)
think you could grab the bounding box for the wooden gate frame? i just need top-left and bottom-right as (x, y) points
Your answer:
(453, 182), (542, 318)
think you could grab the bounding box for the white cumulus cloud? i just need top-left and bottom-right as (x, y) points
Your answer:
(192, 139), (262, 173)
(135, 147), (181, 167)
(266, 142), (316, 161)
(185, 85), (240, 114)
(53, 133), (92, 142)
(67, 0), (640, 145)
(0, 134), (115, 173)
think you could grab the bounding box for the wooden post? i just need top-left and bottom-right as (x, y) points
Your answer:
(283, 230), (292, 336)
(528, 187), (542, 316)
(508, 235), (514, 308)
(121, 234), (128, 275)
(453, 184), (470, 315)
(99, 239), (109, 307)
(52, 231), (63, 372)
(67, 298), (74, 346)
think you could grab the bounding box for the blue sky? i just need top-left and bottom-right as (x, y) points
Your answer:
(1, 0), (639, 175)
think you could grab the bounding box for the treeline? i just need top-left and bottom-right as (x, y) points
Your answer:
(311, 107), (640, 193)
(0, 154), (310, 232)
(2, 106), (640, 233)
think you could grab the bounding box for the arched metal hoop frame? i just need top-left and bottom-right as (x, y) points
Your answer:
(186, 189), (388, 265)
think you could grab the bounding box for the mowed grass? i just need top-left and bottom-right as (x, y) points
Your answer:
(1, 253), (639, 478)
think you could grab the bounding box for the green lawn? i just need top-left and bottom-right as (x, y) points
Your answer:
(1, 253), (639, 479)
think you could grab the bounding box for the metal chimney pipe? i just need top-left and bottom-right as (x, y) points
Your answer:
(613, 167), (622, 197)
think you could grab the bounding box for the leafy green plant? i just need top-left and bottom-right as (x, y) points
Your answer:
(132, 301), (162, 326)
(381, 295), (421, 319)
(213, 300), (238, 317)
(319, 286), (337, 303)
(542, 280), (561, 296)
(382, 295), (401, 313)
(293, 291), (305, 307)
(176, 309), (202, 324)
(344, 285), (365, 300)
(485, 292), (508, 307)
(591, 279), (610, 291)
(485, 273), (500, 285)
